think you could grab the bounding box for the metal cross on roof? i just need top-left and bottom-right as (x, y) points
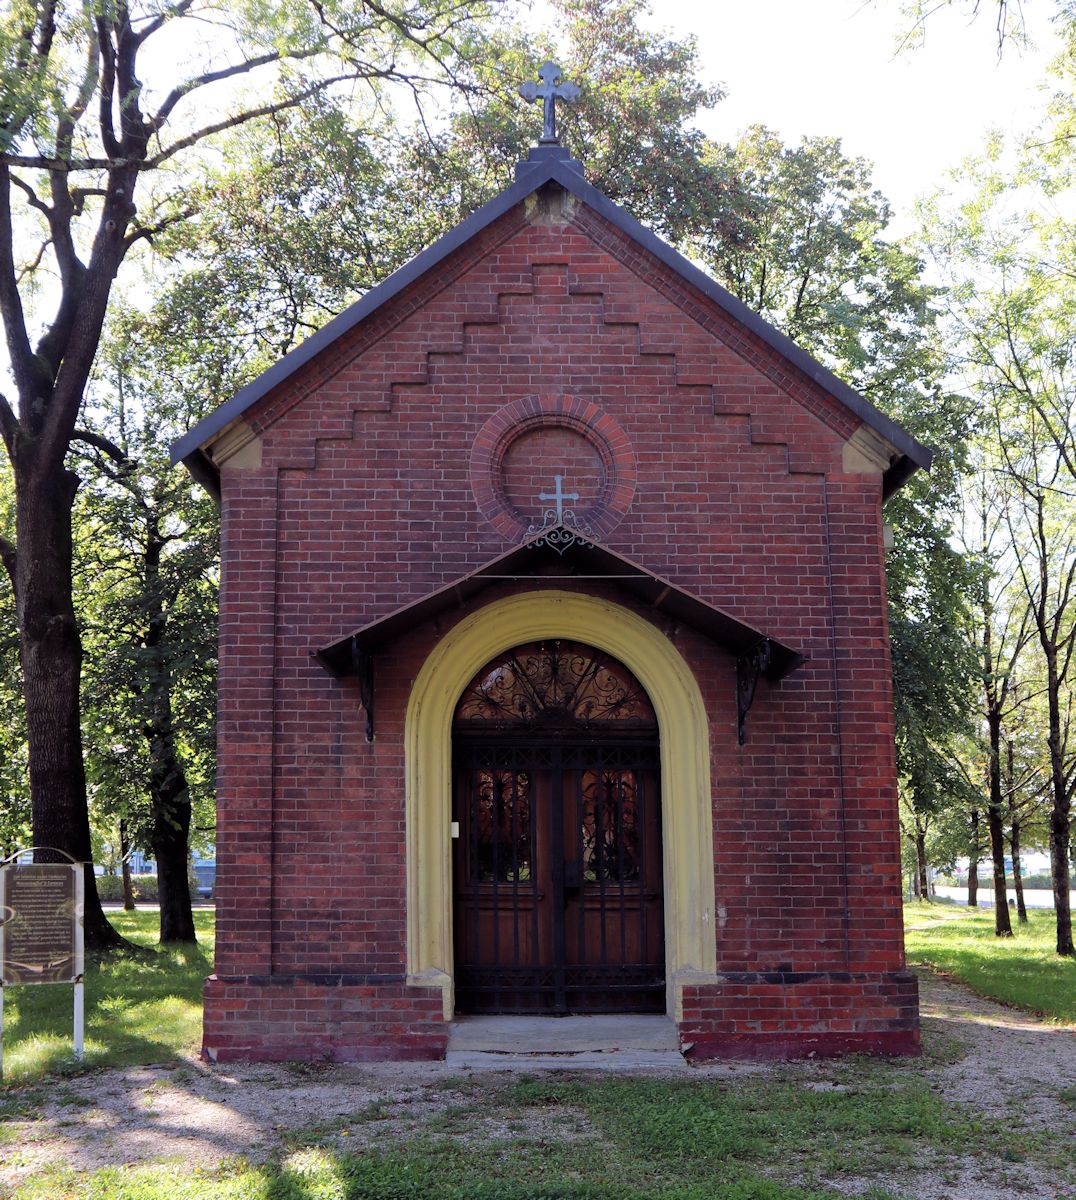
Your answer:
(518, 62), (580, 145)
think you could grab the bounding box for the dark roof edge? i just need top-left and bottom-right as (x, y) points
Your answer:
(169, 158), (560, 470)
(171, 154), (933, 492)
(540, 159), (933, 478)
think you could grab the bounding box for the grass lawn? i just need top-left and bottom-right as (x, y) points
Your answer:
(904, 900), (1076, 1024)
(0, 909), (213, 1082)
(2, 906), (1075, 1199)
(9, 1066), (1071, 1200)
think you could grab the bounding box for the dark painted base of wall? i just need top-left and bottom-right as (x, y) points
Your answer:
(203, 1038), (447, 1064)
(201, 973), (448, 1065)
(201, 969), (921, 1065)
(676, 967), (921, 1061)
(680, 1028), (921, 1061)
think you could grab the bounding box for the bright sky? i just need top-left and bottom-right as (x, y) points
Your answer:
(630, 0), (1064, 236)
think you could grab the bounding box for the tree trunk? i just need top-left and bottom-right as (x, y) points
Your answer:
(968, 808), (980, 907)
(1010, 816), (1028, 924)
(1005, 744), (1027, 925)
(151, 783), (195, 943)
(906, 835), (920, 897)
(1043, 648), (1074, 956)
(1049, 803), (1074, 955)
(144, 521), (196, 945)
(119, 818), (136, 911)
(985, 714), (1013, 936)
(915, 829), (929, 900)
(16, 456), (125, 950)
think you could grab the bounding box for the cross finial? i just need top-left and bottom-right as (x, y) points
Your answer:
(539, 475), (579, 523)
(519, 62), (580, 145)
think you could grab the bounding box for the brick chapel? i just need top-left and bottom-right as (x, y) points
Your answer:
(173, 66), (930, 1062)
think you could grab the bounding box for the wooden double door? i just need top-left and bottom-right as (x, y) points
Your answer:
(452, 736), (665, 1014)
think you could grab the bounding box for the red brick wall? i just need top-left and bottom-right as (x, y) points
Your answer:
(204, 182), (918, 1062)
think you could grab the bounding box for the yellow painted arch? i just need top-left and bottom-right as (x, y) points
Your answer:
(404, 590), (718, 1020)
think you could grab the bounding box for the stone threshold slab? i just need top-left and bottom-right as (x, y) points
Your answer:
(447, 1014), (680, 1053)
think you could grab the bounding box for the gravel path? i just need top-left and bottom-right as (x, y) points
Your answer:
(1, 971), (1073, 1198)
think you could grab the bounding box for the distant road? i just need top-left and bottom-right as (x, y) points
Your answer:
(933, 885), (1076, 910)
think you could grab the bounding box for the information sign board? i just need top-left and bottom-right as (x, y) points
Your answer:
(0, 859), (85, 1075)
(0, 863), (82, 984)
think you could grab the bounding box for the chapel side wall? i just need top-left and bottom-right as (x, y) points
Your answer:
(825, 476), (913, 977)
(210, 466), (277, 979)
(680, 472), (918, 1059)
(705, 475), (850, 975)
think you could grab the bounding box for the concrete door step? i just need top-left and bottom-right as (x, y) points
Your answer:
(445, 1014), (684, 1069)
(445, 1047), (688, 1071)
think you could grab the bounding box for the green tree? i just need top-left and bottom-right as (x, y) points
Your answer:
(690, 127), (979, 871)
(919, 70), (1076, 952)
(0, 0), (505, 949)
(153, 0), (728, 360)
(75, 311), (220, 943)
(397, 0), (727, 239)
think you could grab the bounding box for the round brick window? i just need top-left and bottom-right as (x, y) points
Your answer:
(470, 396), (636, 542)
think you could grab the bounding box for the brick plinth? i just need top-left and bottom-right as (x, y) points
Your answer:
(679, 970), (920, 1060)
(202, 975), (448, 1063)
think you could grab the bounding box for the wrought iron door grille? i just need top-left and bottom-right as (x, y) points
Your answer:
(453, 737), (665, 1014)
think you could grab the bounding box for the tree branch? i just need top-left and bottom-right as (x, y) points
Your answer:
(15, 238), (51, 285)
(148, 72), (367, 167)
(0, 392), (17, 456)
(9, 172), (50, 218)
(96, 16), (121, 159)
(132, 0), (195, 48)
(33, 0), (59, 62)
(71, 428), (128, 464)
(0, 165), (40, 406)
(123, 205), (197, 250)
(148, 47), (321, 135)
(55, 14), (100, 158)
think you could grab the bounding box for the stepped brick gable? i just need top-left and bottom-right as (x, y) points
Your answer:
(175, 146), (928, 1063)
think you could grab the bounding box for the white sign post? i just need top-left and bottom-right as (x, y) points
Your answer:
(0, 855), (86, 1077)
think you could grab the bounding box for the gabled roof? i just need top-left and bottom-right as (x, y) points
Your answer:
(171, 145), (932, 498)
(315, 529), (805, 680)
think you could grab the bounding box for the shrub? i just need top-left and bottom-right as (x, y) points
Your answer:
(95, 873), (159, 902)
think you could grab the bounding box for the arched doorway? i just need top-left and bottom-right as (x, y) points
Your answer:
(451, 639), (665, 1014)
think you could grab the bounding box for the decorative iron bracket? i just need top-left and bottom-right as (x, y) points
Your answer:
(526, 521), (594, 554)
(351, 636), (375, 742)
(736, 638), (773, 745)
(525, 475), (594, 553)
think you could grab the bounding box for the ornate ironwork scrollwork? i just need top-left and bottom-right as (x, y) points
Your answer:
(455, 640), (657, 730)
(525, 474), (594, 553)
(736, 638), (772, 745)
(351, 636), (375, 742)
(527, 521), (593, 554)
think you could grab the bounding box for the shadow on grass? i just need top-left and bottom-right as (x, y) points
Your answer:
(8, 1054), (1071, 1199)
(0, 909), (214, 1082)
(16, 1144), (875, 1200)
